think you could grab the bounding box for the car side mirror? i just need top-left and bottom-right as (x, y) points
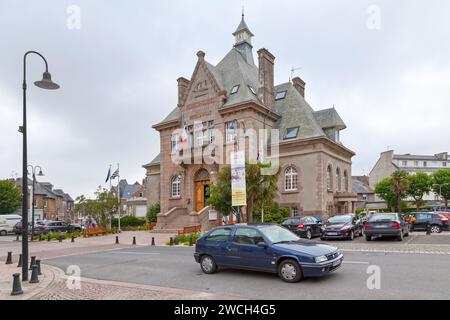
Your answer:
(257, 242), (267, 248)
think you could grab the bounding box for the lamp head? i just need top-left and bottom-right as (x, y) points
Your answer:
(34, 71), (60, 90)
(37, 169), (44, 177)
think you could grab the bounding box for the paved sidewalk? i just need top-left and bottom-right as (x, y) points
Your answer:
(0, 231), (175, 262)
(0, 262), (242, 300)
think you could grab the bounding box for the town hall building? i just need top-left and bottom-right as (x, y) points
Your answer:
(143, 14), (357, 230)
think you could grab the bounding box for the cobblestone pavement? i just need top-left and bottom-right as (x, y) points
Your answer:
(31, 265), (242, 300)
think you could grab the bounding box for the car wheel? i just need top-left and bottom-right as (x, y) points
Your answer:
(397, 231), (404, 241)
(348, 230), (354, 241)
(278, 259), (302, 283)
(365, 235), (372, 241)
(430, 225), (441, 233)
(0, 230), (7, 236)
(306, 230), (312, 240)
(200, 255), (217, 274)
(320, 237), (326, 241)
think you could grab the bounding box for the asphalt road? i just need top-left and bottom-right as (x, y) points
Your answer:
(45, 245), (450, 300)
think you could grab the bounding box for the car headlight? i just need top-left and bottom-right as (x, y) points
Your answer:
(315, 255), (328, 263)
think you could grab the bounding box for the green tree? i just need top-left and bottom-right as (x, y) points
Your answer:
(207, 162), (280, 223)
(406, 172), (432, 210)
(74, 187), (119, 226)
(0, 180), (22, 214)
(432, 168), (450, 209)
(374, 177), (397, 211)
(390, 170), (410, 213)
(146, 202), (160, 223)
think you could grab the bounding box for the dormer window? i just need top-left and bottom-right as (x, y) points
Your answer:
(248, 85), (256, 95)
(284, 127), (299, 140)
(230, 85), (240, 95)
(275, 91), (287, 101)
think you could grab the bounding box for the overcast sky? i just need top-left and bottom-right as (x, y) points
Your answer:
(1, 0), (449, 199)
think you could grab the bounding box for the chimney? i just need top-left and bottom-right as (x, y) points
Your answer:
(292, 76), (306, 98)
(177, 77), (190, 107)
(257, 48), (275, 109)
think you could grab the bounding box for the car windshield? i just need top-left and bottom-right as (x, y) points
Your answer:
(369, 214), (397, 222)
(328, 215), (352, 224)
(258, 225), (300, 243)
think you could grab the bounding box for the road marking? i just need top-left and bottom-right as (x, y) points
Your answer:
(341, 248), (450, 255)
(343, 260), (369, 264)
(109, 252), (161, 255)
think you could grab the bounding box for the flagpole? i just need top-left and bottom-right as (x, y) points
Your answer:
(117, 163), (121, 232)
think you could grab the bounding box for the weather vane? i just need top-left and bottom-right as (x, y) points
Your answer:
(290, 67), (302, 82)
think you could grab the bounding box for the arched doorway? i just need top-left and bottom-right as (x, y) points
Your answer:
(194, 169), (210, 212)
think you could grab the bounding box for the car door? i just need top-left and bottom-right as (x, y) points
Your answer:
(305, 217), (319, 236)
(414, 213), (430, 230)
(229, 228), (272, 271)
(202, 227), (233, 265)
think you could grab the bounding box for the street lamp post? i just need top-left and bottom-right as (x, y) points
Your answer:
(27, 165), (44, 241)
(21, 51), (59, 281)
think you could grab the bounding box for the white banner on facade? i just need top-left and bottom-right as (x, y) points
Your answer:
(231, 151), (247, 206)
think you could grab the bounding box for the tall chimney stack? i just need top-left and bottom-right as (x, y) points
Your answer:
(177, 77), (190, 107)
(292, 76), (306, 98)
(257, 48), (275, 109)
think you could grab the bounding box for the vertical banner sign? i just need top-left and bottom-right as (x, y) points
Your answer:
(231, 151), (247, 206)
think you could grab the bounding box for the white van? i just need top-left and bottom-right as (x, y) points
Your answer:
(0, 214), (22, 236)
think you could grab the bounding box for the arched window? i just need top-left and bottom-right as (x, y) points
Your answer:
(284, 167), (298, 191)
(343, 170), (349, 192)
(171, 175), (181, 198)
(336, 167), (341, 192)
(326, 165), (332, 191)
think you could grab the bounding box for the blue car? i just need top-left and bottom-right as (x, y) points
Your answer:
(194, 224), (343, 283)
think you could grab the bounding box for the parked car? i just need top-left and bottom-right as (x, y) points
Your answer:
(321, 214), (363, 240)
(281, 216), (322, 239)
(194, 224), (344, 283)
(436, 211), (450, 220)
(410, 212), (449, 233)
(44, 221), (82, 233)
(0, 214), (22, 236)
(363, 213), (409, 241)
(13, 221), (47, 236)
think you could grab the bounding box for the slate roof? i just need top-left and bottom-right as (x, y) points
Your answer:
(393, 153), (449, 161)
(143, 154), (161, 168)
(273, 82), (325, 140)
(233, 15), (254, 36)
(313, 108), (346, 130)
(153, 18), (347, 144)
(352, 178), (374, 194)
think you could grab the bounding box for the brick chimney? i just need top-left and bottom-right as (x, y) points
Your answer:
(257, 48), (275, 109)
(177, 77), (190, 107)
(292, 76), (306, 98)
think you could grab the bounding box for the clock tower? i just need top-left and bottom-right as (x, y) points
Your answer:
(232, 14), (255, 65)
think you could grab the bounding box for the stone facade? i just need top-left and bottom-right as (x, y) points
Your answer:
(145, 15), (357, 230)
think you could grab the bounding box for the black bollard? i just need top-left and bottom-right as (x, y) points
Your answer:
(426, 223), (431, 235)
(36, 259), (42, 275)
(29, 256), (36, 270)
(11, 273), (23, 296)
(47, 234), (51, 241)
(169, 237), (173, 246)
(115, 236), (119, 244)
(151, 237), (155, 246)
(6, 251), (13, 264)
(16, 234), (20, 241)
(58, 235), (63, 242)
(71, 235), (75, 243)
(189, 235), (193, 246)
(17, 254), (22, 268)
(39, 235), (43, 241)
(29, 265), (39, 284)
(132, 236), (136, 245)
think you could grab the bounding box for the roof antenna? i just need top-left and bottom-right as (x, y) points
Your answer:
(290, 67), (301, 82)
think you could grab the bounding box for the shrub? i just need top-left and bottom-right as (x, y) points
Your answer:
(111, 216), (146, 227)
(146, 202), (160, 223)
(166, 232), (202, 245)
